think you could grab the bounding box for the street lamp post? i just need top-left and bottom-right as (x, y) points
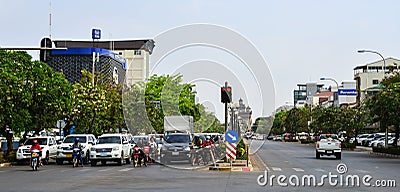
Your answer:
(357, 49), (388, 147)
(320, 77), (339, 107)
(357, 50), (386, 78)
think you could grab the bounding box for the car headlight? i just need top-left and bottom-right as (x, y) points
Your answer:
(184, 146), (191, 151)
(113, 146), (119, 151)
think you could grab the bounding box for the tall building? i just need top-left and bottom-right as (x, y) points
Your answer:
(293, 83), (324, 107)
(353, 57), (400, 104)
(52, 39), (155, 85)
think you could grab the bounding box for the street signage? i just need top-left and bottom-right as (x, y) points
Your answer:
(226, 143), (237, 160)
(92, 28), (101, 39)
(338, 89), (357, 96)
(225, 130), (239, 143)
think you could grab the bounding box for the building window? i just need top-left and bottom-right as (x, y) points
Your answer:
(372, 79), (379, 85)
(134, 50), (141, 55)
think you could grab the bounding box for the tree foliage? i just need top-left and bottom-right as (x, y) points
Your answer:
(0, 50), (71, 153)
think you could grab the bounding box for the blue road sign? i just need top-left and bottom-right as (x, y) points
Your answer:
(225, 130), (239, 143)
(92, 29), (101, 39)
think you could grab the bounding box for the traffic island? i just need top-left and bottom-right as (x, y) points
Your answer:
(209, 159), (253, 172)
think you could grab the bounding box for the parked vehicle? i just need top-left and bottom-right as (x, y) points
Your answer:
(30, 149), (41, 171)
(370, 137), (386, 147)
(90, 134), (131, 166)
(17, 136), (58, 164)
(316, 134), (341, 159)
(56, 134), (96, 165)
(356, 134), (370, 146)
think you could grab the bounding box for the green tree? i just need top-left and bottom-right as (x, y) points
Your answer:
(0, 50), (71, 154)
(271, 110), (287, 135)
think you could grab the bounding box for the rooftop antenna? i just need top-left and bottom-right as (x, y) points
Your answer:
(49, 0), (52, 39)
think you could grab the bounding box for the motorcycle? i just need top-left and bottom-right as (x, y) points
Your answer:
(72, 147), (82, 167)
(190, 146), (203, 166)
(30, 149), (41, 171)
(143, 146), (150, 164)
(202, 145), (215, 165)
(132, 145), (146, 167)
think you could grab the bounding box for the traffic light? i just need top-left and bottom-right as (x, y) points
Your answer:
(40, 37), (52, 62)
(221, 86), (232, 103)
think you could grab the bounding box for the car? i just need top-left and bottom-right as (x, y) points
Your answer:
(16, 136), (58, 164)
(370, 137), (386, 147)
(90, 134), (131, 166)
(160, 133), (192, 164)
(56, 134), (96, 165)
(356, 134), (370, 146)
(273, 135), (282, 141)
(316, 134), (341, 159)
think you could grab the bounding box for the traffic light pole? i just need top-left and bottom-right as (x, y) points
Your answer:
(224, 81), (228, 133)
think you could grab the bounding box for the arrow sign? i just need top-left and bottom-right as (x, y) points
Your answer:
(225, 130), (239, 143)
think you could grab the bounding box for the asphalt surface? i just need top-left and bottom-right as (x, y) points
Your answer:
(0, 140), (398, 192)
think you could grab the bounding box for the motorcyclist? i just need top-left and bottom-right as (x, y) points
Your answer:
(202, 135), (213, 147)
(71, 138), (84, 166)
(192, 135), (203, 148)
(30, 139), (42, 166)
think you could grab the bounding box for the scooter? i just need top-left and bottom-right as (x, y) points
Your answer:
(143, 146), (150, 164)
(72, 147), (82, 167)
(190, 146), (203, 166)
(30, 149), (41, 171)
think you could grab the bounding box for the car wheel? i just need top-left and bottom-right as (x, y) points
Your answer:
(83, 151), (90, 165)
(117, 152), (123, 166)
(316, 151), (320, 159)
(91, 160), (97, 166)
(56, 159), (63, 165)
(335, 153), (341, 160)
(43, 152), (50, 165)
(126, 155), (131, 164)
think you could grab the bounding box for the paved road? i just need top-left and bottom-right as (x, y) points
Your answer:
(0, 141), (398, 192)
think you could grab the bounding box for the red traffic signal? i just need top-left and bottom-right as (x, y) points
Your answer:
(221, 86), (232, 103)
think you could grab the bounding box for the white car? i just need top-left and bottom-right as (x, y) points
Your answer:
(316, 134), (341, 159)
(16, 136), (58, 164)
(90, 134), (131, 166)
(56, 134), (96, 165)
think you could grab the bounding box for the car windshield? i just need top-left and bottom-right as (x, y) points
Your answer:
(63, 136), (87, 143)
(164, 135), (191, 143)
(25, 138), (47, 145)
(319, 134), (338, 140)
(98, 136), (121, 144)
(133, 136), (148, 144)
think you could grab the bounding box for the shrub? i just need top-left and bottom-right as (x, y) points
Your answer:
(236, 139), (248, 160)
(341, 142), (356, 149)
(300, 140), (315, 144)
(372, 147), (400, 155)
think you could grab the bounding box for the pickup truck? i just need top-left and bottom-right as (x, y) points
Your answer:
(316, 134), (341, 159)
(16, 136), (58, 164)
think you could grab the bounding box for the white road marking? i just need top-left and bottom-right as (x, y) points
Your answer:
(272, 167), (282, 171)
(293, 168), (304, 172)
(356, 169), (370, 173)
(119, 168), (134, 172)
(255, 153), (270, 172)
(98, 168), (112, 172)
(315, 168), (325, 172)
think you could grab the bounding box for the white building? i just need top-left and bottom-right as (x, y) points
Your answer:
(353, 57), (400, 104)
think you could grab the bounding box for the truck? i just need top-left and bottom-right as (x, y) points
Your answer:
(160, 116), (194, 164)
(316, 134), (341, 159)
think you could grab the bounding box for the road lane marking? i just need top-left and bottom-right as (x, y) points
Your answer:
(315, 168), (325, 172)
(119, 168), (134, 172)
(356, 169), (370, 173)
(255, 153), (270, 172)
(293, 168), (304, 172)
(272, 167), (282, 171)
(78, 168), (91, 172)
(98, 168), (113, 172)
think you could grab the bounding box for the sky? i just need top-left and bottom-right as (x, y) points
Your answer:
(1, 0), (400, 121)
